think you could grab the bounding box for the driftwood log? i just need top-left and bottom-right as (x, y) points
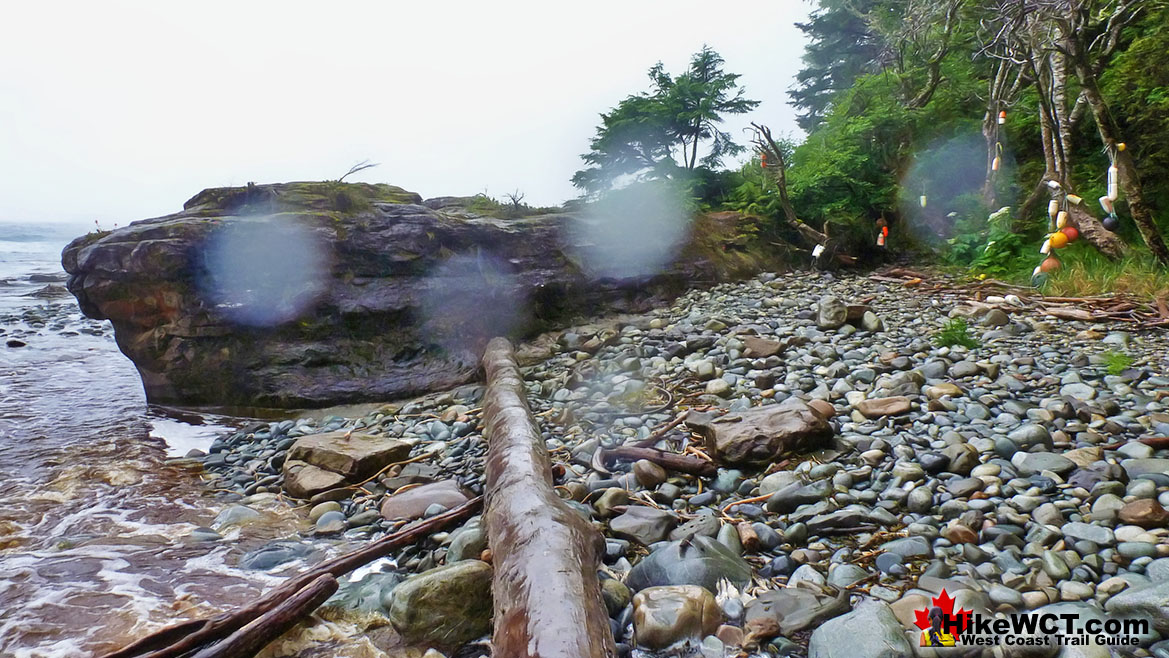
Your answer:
(598, 446), (718, 477)
(481, 338), (617, 658)
(189, 574), (338, 658)
(102, 497), (481, 658)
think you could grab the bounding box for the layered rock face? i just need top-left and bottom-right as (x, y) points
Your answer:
(63, 182), (772, 407)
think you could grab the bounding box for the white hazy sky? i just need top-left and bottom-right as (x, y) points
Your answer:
(0, 1), (811, 225)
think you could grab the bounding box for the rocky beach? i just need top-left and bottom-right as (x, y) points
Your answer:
(184, 268), (1169, 657)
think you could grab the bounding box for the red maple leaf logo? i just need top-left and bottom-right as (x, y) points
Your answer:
(913, 589), (971, 633)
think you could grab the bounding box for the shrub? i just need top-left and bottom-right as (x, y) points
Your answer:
(934, 318), (979, 349)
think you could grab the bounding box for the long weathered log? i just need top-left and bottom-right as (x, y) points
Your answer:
(190, 574), (338, 658)
(599, 446), (718, 477)
(102, 497), (481, 658)
(481, 338), (617, 658)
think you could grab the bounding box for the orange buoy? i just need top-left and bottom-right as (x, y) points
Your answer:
(1049, 231), (1069, 249)
(1040, 256), (1061, 273)
(998, 110), (1007, 125)
(1060, 226), (1079, 242)
(761, 153), (768, 168)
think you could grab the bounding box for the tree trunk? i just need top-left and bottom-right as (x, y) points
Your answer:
(480, 338), (617, 658)
(1073, 60), (1169, 264)
(981, 109), (999, 208)
(1051, 51), (1074, 175)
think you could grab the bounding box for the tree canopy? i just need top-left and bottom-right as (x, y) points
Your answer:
(572, 46), (759, 194)
(572, 1), (1169, 278)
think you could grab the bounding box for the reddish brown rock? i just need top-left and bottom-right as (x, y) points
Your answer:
(807, 399), (836, 420)
(1118, 499), (1169, 529)
(855, 396), (912, 419)
(742, 336), (784, 358)
(685, 398), (833, 465)
(941, 523), (979, 545)
(380, 479), (473, 521)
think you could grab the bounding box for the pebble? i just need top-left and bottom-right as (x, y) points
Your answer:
(189, 270), (1169, 656)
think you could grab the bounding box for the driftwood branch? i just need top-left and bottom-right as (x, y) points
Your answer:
(481, 338), (617, 658)
(189, 574), (338, 658)
(599, 446), (718, 477)
(103, 498), (482, 658)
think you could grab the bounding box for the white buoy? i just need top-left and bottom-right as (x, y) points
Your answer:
(1048, 199), (1060, 219)
(920, 195), (927, 208)
(1056, 211), (1068, 229)
(992, 155), (1001, 171)
(1108, 165), (1119, 200)
(1066, 194), (1082, 205)
(1047, 180), (1062, 190)
(1100, 195), (1114, 214)
(1040, 238), (1052, 254)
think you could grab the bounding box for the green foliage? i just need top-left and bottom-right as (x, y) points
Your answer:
(933, 318), (979, 349)
(1040, 247), (1169, 298)
(789, 0), (885, 131)
(573, 46), (759, 194)
(1101, 6), (1169, 219)
(465, 193), (559, 219)
(1100, 350), (1134, 376)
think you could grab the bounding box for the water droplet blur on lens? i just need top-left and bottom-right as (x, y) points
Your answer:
(199, 217), (330, 327)
(420, 250), (523, 356)
(571, 180), (691, 279)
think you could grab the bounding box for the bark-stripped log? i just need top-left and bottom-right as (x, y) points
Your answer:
(190, 575), (338, 658)
(102, 498), (481, 658)
(481, 338), (617, 658)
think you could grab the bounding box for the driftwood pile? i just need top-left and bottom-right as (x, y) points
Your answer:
(871, 266), (1169, 329)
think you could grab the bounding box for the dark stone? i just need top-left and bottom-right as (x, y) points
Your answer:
(239, 541), (315, 570)
(626, 535), (753, 592)
(61, 183), (780, 407)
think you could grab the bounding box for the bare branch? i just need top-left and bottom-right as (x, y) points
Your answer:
(338, 159), (380, 182)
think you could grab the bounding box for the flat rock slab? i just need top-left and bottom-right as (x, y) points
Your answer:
(283, 460), (348, 499)
(609, 506), (677, 545)
(808, 600), (909, 658)
(855, 396), (912, 419)
(742, 336), (786, 358)
(287, 431), (412, 479)
(686, 398), (833, 465)
(380, 479), (473, 521)
(626, 535), (753, 592)
(745, 587), (849, 635)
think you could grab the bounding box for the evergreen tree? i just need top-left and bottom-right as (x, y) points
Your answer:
(572, 46), (759, 194)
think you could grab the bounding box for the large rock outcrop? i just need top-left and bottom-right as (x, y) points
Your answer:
(63, 182), (775, 407)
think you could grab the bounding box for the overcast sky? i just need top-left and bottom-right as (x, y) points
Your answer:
(0, 1), (811, 225)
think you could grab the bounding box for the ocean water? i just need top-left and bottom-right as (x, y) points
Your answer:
(0, 223), (281, 657)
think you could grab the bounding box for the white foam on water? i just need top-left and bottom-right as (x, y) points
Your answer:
(149, 416), (237, 458)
